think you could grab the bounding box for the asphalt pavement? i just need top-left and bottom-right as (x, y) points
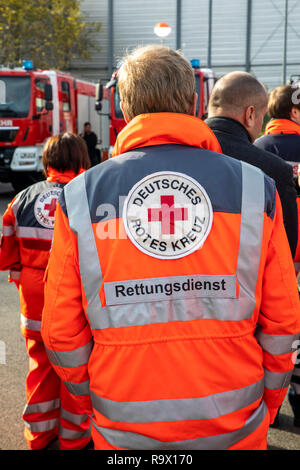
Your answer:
(0, 182), (299, 451)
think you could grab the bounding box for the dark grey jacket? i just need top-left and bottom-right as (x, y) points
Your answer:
(206, 116), (298, 257)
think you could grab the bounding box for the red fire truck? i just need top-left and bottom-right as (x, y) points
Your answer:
(96, 59), (217, 161)
(0, 61), (100, 191)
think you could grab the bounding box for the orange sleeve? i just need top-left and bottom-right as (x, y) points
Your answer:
(41, 201), (93, 415)
(294, 197), (300, 263)
(258, 191), (300, 423)
(0, 197), (21, 279)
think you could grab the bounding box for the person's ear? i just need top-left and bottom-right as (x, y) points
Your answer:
(244, 105), (255, 129)
(120, 101), (130, 123)
(290, 106), (300, 122)
(189, 93), (198, 116)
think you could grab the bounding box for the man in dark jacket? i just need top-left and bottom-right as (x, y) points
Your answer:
(206, 71), (298, 259)
(81, 122), (99, 167)
(254, 84), (300, 190)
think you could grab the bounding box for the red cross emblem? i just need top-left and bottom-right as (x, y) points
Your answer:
(148, 195), (188, 235)
(44, 198), (57, 217)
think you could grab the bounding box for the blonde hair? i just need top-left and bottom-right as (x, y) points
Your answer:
(117, 45), (195, 120)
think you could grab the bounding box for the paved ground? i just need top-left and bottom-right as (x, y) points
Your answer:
(0, 182), (299, 450)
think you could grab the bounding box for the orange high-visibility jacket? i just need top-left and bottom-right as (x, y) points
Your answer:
(0, 168), (92, 450)
(0, 168), (83, 338)
(42, 114), (300, 450)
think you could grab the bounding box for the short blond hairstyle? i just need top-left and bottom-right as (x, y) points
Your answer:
(117, 45), (195, 120)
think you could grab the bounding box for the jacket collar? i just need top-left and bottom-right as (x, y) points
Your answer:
(205, 116), (252, 143)
(46, 167), (86, 183)
(265, 118), (300, 136)
(112, 113), (222, 157)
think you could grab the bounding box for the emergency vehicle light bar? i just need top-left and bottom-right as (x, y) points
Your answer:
(22, 60), (34, 71)
(191, 59), (200, 69)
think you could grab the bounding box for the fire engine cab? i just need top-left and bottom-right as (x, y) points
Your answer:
(0, 60), (100, 191)
(95, 59), (217, 160)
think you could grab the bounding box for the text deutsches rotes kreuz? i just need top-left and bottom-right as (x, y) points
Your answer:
(123, 172), (213, 260)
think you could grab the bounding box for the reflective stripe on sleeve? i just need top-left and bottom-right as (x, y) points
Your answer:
(23, 399), (60, 415)
(90, 379), (264, 424)
(20, 314), (41, 332)
(255, 328), (300, 355)
(91, 401), (268, 450)
(2, 225), (14, 236)
(16, 226), (53, 240)
(60, 407), (89, 426)
(45, 339), (93, 368)
(60, 425), (91, 440)
(63, 380), (90, 397)
(23, 418), (59, 433)
(264, 368), (294, 390)
(65, 163), (265, 329)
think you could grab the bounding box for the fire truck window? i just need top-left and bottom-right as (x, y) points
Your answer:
(114, 83), (123, 119)
(195, 74), (200, 117)
(204, 80), (210, 113)
(35, 79), (47, 112)
(61, 81), (71, 112)
(0, 76), (31, 118)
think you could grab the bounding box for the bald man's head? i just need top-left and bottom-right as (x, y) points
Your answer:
(208, 71), (268, 142)
(209, 71), (268, 115)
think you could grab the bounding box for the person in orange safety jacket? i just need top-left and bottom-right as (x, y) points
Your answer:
(255, 84), (300, 428)
(41, 46), (300, 450)
(0, 133), (92, 450)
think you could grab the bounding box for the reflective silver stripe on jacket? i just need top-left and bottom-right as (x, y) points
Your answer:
(23, 399), (60, 415)
(91, 401), (268, 450)
(63, 380), (90, 397)
(64, 162), (265, 330)
(60, 407), (89, 426)
(20, 314), (41, 332)
(16, 226), (53, 240)
(45, 339), (93, 368)
(60, 425), (91, 440)
(255, 327), (300, 355)
(24, 418), (59, 433)
(2, 225), (14, 236)
(264, 368), (295, 390)
(90, 379), (264, 424)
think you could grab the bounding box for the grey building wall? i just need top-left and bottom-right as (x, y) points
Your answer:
(70, 0), (108, 82)
(70, 0), (300, 90)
